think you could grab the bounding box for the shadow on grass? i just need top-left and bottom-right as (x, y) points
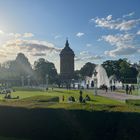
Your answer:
(0, 105), (140, 140)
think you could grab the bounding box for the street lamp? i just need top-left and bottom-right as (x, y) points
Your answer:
(93, 70), (98, 96)
(21, 76), (24, 87)
(27, 75), (31, 87)
(46, 74), (49, 88)
(78, 74), (81, 89)
(137, 71), (140, 95)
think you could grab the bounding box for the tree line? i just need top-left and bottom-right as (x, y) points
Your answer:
(76, 59), (139, 83)
(0, 53), (57, 86)
(0, 53), (139, 86)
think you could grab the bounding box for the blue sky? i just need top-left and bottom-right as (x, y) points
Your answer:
(0, 0), (140, 72)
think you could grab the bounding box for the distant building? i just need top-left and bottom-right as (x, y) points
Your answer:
(60, 39), (75, 84)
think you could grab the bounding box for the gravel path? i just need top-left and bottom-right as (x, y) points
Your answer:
(98, 90), (140, 101)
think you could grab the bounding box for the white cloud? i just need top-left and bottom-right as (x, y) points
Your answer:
(86, 43), (92, 47)
(101, 33), (139, 57)
(31, 52), (46, 56)
(54, 35), (62, 39)
(102, 33), (134, 46)
(91, 13), (140, 31)
(14, 33), (21, 38)
(137, 30), (140, 35)
(76, 32), (85, 37)
(75, 51), (103, 61)
(23, 33), (34, 38)
(106, 15), (112, 20)
(3, 39), (61, 54)
(105, 46), (138, 57)
(116, 19), (140, 31)
(80, 51), (89, 55)
(123, 12), (135, 18)
(0, 32), (63, 72)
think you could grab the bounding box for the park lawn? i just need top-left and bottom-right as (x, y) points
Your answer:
(0, 88), (140, 112)
(0, 88), (140, 140)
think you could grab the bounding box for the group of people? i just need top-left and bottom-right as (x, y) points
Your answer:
(79, 90), (90, 103)
(125, 84), (135, 95)
(62, 90), (91, 103)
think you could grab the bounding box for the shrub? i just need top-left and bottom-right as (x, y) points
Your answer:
(125, 99), (140, 106)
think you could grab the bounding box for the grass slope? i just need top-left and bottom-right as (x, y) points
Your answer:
(0, 106), (140, 140)
(0, 88), (140, 140)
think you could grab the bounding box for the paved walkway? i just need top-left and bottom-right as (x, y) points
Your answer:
(98, 90), (140, 101)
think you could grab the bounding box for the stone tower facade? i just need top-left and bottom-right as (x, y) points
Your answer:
(60, 39), (75, 81)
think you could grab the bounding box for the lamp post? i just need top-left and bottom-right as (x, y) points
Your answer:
(93, 70), (98, 96)
(72, 79), (75, 89)
(137, 71), (140, 95)
(21, 76), (24, 87)
(46, 74), (49, 88)
(27, 75), (31, 87)
(78, 74), (81, 89)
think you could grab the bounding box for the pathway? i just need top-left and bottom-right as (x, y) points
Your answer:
(97, 90), (140, 101)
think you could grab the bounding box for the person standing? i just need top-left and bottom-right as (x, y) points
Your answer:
(126, 85), (129, 94)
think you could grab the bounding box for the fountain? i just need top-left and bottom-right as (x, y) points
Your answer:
(92, 65), (109, 88)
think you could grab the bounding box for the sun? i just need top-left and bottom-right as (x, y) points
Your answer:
(0, 30), (4, 35)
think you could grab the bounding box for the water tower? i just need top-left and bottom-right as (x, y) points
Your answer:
(60, 39), (75, 85)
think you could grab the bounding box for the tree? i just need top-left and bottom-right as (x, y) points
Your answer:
(15, 53), (33, 77)
(34, 58), (58, 84)
(0, 53), (33, 86)
(119, 60), (138, 83)
(102, 59), (138, 83)
(102, 59), (122, 79)
(80, 62), (96, 77)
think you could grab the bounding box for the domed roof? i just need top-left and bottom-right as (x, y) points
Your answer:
(60, 40), (75, 56)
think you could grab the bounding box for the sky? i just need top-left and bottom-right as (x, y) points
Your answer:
(0, 0), (140, 73)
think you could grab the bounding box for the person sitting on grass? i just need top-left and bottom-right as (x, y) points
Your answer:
(85, 94), (91, 101)
(4, 92), (11, 99)
(68, 96), (75, 102)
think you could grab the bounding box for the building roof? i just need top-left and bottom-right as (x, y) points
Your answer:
(60, 39), (75, 56)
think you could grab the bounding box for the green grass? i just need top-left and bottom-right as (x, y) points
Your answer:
(126, 99), (140, 106)
(1, 88), (140, 140)
(0, 88), (140, 112)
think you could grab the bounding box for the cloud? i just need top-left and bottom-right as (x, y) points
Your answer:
(86, 43), (92, 47)
(23, 33), (34, 38)
(75, 51), (103, 61)
(101, 33), (140, 57)
(75, 55), (103, 61)
(101, 33), (134, 46)
(54, 35), (62, 39)
(137, 30), (140, 35)
(4, 39), (62, 53)
(91, 13), (140, 31)
(115, 19), (140, 31)
(105, 47), (138, 57)
(106, 15), (112, 20)
(14, 33), (22, 38)
(0, 53), (7, 58)
(76, 32), (85, 37)
(31, 53), (46, 56)
(0, 32), (63, 72)
(123, 12), (135, 18)
(0, 35), (62, 66)
(80, 51), (89, 55)
(8, 32), (34, 38)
